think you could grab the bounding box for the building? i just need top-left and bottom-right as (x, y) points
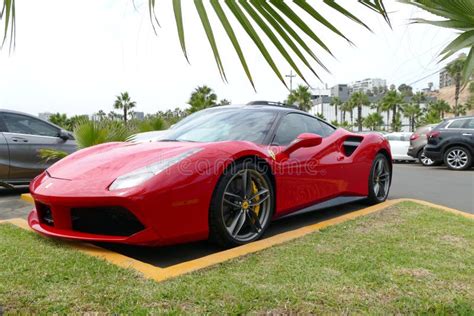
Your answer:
(38, 112), (53, 121)
(330, 84), (350, 102)
(133, 111), (145, 120)
(439, 69), (452, 89)
(350, 78), (387, 94)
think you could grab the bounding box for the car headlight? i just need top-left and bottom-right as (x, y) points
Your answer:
(109, 148), (202, 190)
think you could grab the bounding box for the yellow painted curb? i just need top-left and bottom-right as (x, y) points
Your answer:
(0, 218), (162, 274)
(21, 193), (34, 204)
(3, 198), (473, 283)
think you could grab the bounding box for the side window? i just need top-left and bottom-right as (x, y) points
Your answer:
(318, 120), (336, 137)
(464, 119), (474, 129)
(2, 113), (59, 137)
(273, 114), (327, 146)
(447, 119), (468, 129)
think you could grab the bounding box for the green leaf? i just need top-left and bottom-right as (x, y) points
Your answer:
(194, 0), (226, 81)
(462, 48), (473, 86)
(439, 30), (474, 61)
(225, 0), (287, 88)
(259, 1), (329, 72)
(293, 0), (352, 44)
(173, 0), (189, 62)
(323, 0), (371, 31)
(411, 18), (474, 31)
(148, 0), (160, 35)
(269, 0), (333, 56)
(239, 0), (307, 85)
(250, 0), (321, 80)
(210, 0), (255, 90)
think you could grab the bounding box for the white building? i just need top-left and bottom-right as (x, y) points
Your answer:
(38, 112), (53, 121)
(350, 78), (387, 93)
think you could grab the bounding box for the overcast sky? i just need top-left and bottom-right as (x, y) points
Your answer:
(0, 1), (463, 116)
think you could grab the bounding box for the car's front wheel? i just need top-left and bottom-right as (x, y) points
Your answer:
(209, 160), (274, 247)
(366, 153), (391, 204)
(444, 146), (472, 170)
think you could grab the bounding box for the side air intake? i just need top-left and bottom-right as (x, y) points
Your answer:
(342, 136), (363, 157)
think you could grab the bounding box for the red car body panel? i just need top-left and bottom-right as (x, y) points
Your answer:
(28, 128), (391, 246)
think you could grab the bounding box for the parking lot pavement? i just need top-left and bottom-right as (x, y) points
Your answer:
(0, 187), (31, 220)
(389, 163), (473, 214)
(1, 163), (472, 267)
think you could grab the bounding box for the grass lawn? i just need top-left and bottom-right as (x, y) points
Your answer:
(0, 201), (473, 314)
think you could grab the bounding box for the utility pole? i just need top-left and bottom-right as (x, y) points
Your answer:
(285, 70), (296, 91)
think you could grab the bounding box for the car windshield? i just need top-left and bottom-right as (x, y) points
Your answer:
(160, 108), (276, 144)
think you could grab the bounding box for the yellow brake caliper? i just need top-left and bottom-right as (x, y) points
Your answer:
(251, 181), (260, 218)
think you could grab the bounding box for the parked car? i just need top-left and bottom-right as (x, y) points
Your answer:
(407, 124), (440, 166)
(28, 103), (392, 247)
(424, 116), (474, 170)
(0, 110), (76, 187)
(385, 132), (416, 162)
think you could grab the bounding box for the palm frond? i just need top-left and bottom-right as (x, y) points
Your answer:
(37, 148), (69, 163)
(401, 0), (474, 84)
(1, 0), (15, 52)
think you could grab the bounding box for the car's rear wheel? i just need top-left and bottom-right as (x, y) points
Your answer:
(209, 160), (274, 247)
(418, 149), (437, 166)
(366, 153), (391, 204)
(444, 147), (471, 170)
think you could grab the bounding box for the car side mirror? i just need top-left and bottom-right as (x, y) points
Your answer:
(58, 130), (70, 141)
(276, 133), (322, 161)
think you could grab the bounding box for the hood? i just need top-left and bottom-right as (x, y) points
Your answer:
(47, 141), (204, 182)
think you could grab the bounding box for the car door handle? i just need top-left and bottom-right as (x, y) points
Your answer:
(462, 133), (472, 136)
(11, 137), (28, 143)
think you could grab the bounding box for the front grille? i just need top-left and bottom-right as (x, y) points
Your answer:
(36, 202), (54, 226)
(71, 207), (145, 237)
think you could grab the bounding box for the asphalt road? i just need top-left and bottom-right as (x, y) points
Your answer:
(389, 163), (473, 213)
(0, 163), (472, 267)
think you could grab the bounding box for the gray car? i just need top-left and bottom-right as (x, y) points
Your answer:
(0, 110), (76, 187)
(407, 124), (441, 166)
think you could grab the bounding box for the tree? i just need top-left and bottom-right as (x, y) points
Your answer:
(349, 92), (370, 131)
(429, 100), (451, 119)
(329, 96), (342, 123)
(445, 56), (466, 117)
(287, 85), (313, 112)
(219, 99), (231, 106)
(49, 113), (70, 130)
(340, 101), (355, 129)
(113, 92), (136, 124)
(380, 90), (403, 131)
(363, 112), (384, 131)
(96, 110), (107, 121)
(398, 83), (413, 97)
(402, 103), (422, 132)
(188, 85), (217, 113)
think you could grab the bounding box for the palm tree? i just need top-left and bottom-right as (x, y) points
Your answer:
(113, 92), (136, 124)
(48, 113), (70, 130)
(330, 96), (342, 123)
(380, 90), (403, 131)
(445, 56), (466, 116)
(188, 85), (217, 113)
(429, 100), (451, 119)
(287, 85), (313, 112)
(349, 92), (370, 131)
(96, 110), (106, 121)
(402, 103), (422, 132)
(363, 112), (384, 131)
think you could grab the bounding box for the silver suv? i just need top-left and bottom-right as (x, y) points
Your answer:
(0, 110), (77, 187)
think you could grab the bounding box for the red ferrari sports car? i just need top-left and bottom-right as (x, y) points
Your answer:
(28, 103), (392, 247)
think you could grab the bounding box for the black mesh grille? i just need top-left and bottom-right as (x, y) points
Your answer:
(71, 207), (145, 236)
(36, 202), (54, 226)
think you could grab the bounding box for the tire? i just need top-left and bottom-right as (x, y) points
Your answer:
(366, 153), (391, 205)
(443, 146), (472, 170)
(209, 160), (274, 247)
(417, 149), (439, 166)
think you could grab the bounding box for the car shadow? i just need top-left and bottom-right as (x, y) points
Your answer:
(98, 201), (368, 268)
